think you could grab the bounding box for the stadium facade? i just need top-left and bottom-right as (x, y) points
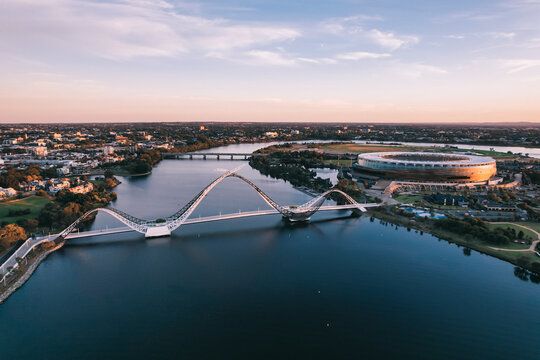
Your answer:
(354, 152), (497, 183)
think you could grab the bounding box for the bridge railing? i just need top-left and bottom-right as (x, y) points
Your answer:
(0, 235), (52, 284)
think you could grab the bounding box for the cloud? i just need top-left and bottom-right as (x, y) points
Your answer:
(320, 15), (383, 34)
(435, 11), (503, 23)
(335, 52), (391, 60)
(367, 29), (419, 50)
(245, 50), (297, 66)
(320, 15), (418, 51)
(296, 57), (338, 65)
(445, 34), (465, 39)
(392, 63), (448, 79)
(500, 59), (540, 73)
(0, 0), (300, 60)
(488, 32), (516, 39)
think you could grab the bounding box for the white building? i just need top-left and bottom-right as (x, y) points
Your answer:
(0, 187), (17, 199)
(103, 145), (115, 155)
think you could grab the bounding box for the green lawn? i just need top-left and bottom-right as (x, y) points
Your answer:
(394, 194), (423, 204)
(0, 196), (51, 223)
(487, 223), (538, 241)
(318, 143), (512, 158)
(89, 179), (105, 186)
(520, 222), (540, 234)
(322, 159), (356, 166)
(320, 143), (418, 153)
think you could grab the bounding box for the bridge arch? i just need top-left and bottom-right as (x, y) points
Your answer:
(59, 169), (364, 238)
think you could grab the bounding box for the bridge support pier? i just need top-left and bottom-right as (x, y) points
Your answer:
(145, 225), (171, 238)
(283, 213), (312, 222)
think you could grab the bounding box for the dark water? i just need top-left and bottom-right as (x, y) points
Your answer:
(1, 156), (540, 359)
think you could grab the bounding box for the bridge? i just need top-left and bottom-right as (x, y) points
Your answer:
(164, 152), (264, 160)
(58, 167), (378, 238)
(0, 168), (380, 284)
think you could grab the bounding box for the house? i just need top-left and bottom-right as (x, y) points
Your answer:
(69, 182), (94, 194)
(0, 187), (17, 199)
(48, 179), (71, 194)
(484, 202), (518, 212)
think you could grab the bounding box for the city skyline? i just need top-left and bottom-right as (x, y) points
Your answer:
(1, 0), (540, 123)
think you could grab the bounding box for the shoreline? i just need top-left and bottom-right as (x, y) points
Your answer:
(1, 206), (537, 305)
(368, 209), (539, 275)
(0, 241), (65, 305)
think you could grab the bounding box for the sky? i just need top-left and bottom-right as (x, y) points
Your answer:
(1, 0), (540, 123)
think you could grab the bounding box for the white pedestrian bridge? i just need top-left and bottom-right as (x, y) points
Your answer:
(0, 168), (380, 283)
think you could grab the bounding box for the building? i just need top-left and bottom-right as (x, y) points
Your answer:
(30, 146), (48, 156)
(354, 152), (497, 183)
(484, 202), (518, 212)
(103, 145), (115, 155)
(0, 187), (17, 199)
(69, 182), (94, 194)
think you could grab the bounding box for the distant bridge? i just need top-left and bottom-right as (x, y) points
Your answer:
(164, 152), (264, 160)
(0, 168), (381, 284)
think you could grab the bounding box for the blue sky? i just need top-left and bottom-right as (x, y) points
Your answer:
(1, 0), (539, 123)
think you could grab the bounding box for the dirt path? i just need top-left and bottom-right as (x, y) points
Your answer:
(489, 222), (540, 252)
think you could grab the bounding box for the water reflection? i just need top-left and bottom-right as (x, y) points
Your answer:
(1, 148), (540, 360)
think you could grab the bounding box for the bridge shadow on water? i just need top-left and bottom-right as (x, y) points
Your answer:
(63, 212), (363, 249)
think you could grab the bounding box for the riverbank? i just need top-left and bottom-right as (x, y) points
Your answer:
(368, 208), (540, 277)
(0, 239), (64, 304)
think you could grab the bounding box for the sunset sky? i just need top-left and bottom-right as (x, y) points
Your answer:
(1, 0), (540, 123)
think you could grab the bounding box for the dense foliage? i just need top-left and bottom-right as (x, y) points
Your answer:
(434, 217), (517, 244)
(103, 149), (162, 174)
(0, 224), (27, 252)
(249, 151), (333, 193)
(37, 189), (117, 230)
(0, 165), (58, 190)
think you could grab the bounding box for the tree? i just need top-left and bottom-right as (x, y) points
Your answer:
(62, 202), (82, 224)
(20, 218), (39, 231)
(41, 167), (58, 179)
(104, 169), (114, 179)
(518, 230), (524, 240)
(103, 178), (117, 189)
(0, 224), (27, 250)
(36, 189), (48, 197)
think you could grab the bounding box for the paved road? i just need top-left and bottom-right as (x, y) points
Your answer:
(0, 235), (54, 281)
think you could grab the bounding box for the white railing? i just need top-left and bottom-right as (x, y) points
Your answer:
(0, 235), (52, 284)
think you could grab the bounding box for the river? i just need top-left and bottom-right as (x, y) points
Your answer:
(0, 143), (539, 359)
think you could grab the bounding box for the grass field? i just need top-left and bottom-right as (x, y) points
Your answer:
(320, 144), (418, 153)
(520, 222), (540, 234)
(487, 223), (537, 241)
(319, 143), (512, 158)
(393, 194), (423, 204)
(0, 196), (51, 223)
(322, 159), (356, 166)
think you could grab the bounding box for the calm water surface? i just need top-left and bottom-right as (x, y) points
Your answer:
(1, 147), (539, 359)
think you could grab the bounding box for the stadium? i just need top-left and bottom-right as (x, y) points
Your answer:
(353, 152), (497, 183)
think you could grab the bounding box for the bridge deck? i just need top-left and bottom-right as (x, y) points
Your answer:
(64, 204), (379, 239)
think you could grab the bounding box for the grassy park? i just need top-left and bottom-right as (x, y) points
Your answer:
(393, 194), (423, 204)
(318, 143), (514, 158)
(487, 223), (537, 242)
(0, 196), (51, 224)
